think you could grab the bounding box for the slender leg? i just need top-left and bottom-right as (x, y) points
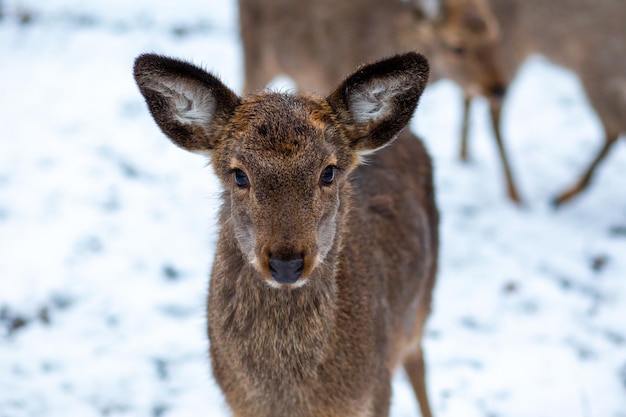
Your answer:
(404, 288), (435, 417)
(240, 28), (277, 94)
(404, 348), (433, 417)
(242, 54), (274, 94)
(553, 132), (620, 207)
(459, 94), (472, 162)
(489, 99), (522, 204)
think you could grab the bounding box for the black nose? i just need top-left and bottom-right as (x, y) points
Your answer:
(269, 257), (304, 284)
(491, 84), (507, 99)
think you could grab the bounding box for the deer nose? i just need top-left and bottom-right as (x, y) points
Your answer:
(269, 257), (304, 284)
(490, 84), (507, 99)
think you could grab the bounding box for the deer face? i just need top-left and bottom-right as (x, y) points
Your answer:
(133, 52), (429, 287)
(210, 94), (356, 287)
(412, 0), (507, 99)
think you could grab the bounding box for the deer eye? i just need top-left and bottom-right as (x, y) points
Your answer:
(320, 166), (336, 186)
(233, 169), (249, 187)
(450, 45), (467, 56)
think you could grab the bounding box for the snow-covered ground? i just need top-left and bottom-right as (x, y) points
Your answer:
(1, 1), (625, 416)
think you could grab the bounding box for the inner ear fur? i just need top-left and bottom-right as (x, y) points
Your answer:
(326, 52), (429, 153)
(133, 54), (240, 153)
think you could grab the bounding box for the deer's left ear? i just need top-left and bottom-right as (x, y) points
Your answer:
(326, 53), (429, 153)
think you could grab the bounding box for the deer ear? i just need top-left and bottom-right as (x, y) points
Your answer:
(326, 53), (429, 154)
(413, 0), (443, 20)
(133, 54), (240, 154)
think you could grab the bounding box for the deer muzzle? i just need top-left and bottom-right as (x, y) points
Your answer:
(269, 257), (304, 284)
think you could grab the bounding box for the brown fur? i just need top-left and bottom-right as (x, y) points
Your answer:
(238, 0), (521, 203)
(481, 0), (626, 205)
(134, 53), (439, 417)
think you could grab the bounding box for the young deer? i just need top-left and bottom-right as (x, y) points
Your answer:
(134, 53), (439, 417)
(468, 0), (626, 205)
(239, 0), (522, 203)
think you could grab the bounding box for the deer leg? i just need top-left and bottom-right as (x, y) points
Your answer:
(243, 57), (274, 94)
(404, 347), (433, 417)
(489, 99), (522, 204)
(459, 93), (472, 162)
(403, 292), (434, 417)
(241, 35), (282, 94)
(552, 131), (620, 207)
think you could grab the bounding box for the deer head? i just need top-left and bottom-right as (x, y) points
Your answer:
(409, 0), (506, 99)
(134, 53), (429, 288)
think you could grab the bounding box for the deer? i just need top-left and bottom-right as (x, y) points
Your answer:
(134, 52), (438, 417)
(464, 0), (626, 206)
(238, 0), (522, 204)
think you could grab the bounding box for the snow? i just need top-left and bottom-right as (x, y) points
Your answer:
(1, 1), (625, 416)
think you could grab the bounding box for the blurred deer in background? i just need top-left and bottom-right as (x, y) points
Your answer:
(239, 0), (523, 203)
(134, 52), (439, 417)
(478, 0), (626, 206)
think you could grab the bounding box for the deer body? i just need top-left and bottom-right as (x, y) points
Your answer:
(239, 0), (521, 203)
(240, 0), (403, 94)
(134, 53), (438, 417)
(239, 0), (504, 96)
(488, 0), (626, 204)
(209, 128), (437, 417)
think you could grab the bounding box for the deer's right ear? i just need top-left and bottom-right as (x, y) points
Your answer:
(133, 54), (240, 154)
(413, 0), (443, 20)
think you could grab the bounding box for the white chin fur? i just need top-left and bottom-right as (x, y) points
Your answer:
(265, 278), (308, 290)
